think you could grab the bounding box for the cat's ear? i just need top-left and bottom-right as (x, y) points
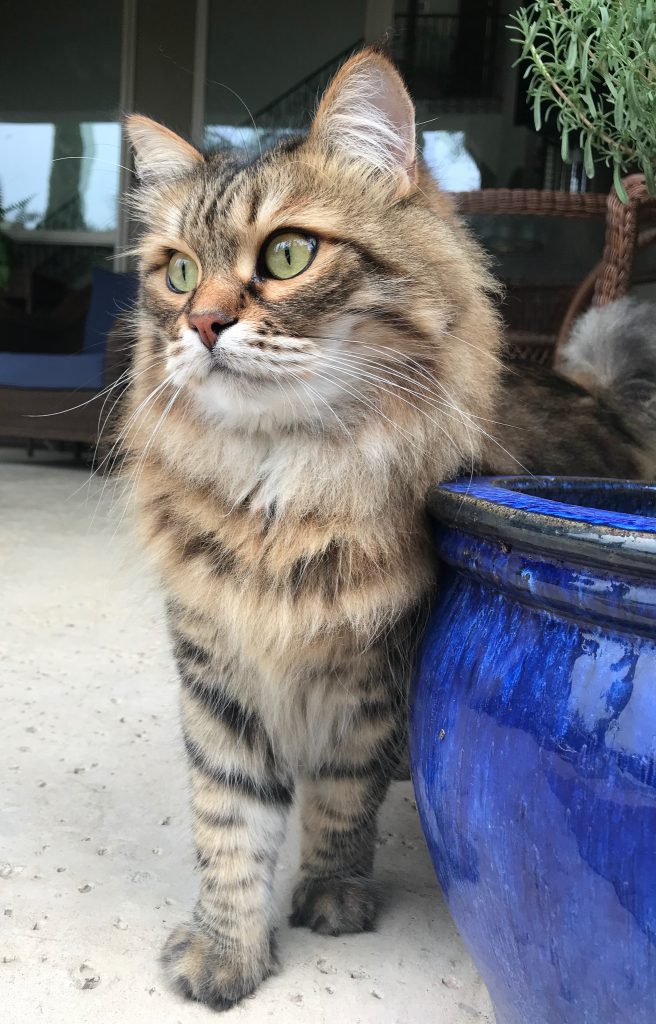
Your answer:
(124, 115), (203, 181)
(310, 48), (416, 193)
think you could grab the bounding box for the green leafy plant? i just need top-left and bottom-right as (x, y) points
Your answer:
(0, 186), (36, 291)
(511, 0), (656, 200)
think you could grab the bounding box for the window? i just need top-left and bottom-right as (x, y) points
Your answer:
(0, 0), (123, 238)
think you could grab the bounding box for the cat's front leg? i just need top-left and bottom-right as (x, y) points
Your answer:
(290, 691), (400, 936)
(163, 643), (293, 1010)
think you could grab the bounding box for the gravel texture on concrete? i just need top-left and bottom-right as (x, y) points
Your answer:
(0, 450), (493, 1024)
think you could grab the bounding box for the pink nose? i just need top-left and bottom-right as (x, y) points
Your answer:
(188, 311), (237, 351)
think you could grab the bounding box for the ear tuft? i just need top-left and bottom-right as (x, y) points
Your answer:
(310, 49), (416, 192)
(124, 115), (203, 182)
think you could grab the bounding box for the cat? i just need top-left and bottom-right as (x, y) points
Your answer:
(488, 295), (656, 479)
(558, 295), (656, 431)
(118, 47), (656, 1010)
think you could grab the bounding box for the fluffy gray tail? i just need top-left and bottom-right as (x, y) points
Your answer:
(558, 296), (656, 439)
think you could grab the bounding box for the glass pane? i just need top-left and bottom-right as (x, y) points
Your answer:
(0, 122), (120, 231)
(0, 0), (122, 336)
(0, 0), (122, 235)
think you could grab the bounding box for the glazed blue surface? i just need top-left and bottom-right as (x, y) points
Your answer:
(441, 476), (656, 534)
(410, 478), (656, 1024)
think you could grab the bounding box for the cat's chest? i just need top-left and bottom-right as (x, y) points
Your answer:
(137, 424), (435, 661)
(143, 465), (384, 592)
(206, 433), (348, 515)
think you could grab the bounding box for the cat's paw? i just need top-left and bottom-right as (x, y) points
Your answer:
(289, 875), (379, 935)
(161, 923), (274, 1010)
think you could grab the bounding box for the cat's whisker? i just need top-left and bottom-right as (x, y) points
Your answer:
(66, 357), (169, 505)
(433, 325), (520, 373)
(90, 371), (178, 524)
(91, 391), (173, 528)
(282, 372), (328, 442)
(26, 368), (137, 419)
(388, 361), (532, 473)
(286, 370), (356, 445)
(62, 361), (165, 511)
(310, 343), (472, 424)
(117, 377), (188, 536)
(105, 368), (175, 457)
(317, 352), (473, 432)
(330, 355), (513, 469)
(308, 333), (483, 411)
(319, 337), (523, 430)
(83, 358), (168, 509)
(307, 367), (436, 459)
(312, 356), (474, 462)
(320, 348), (491, 427)
(111, 243), (146, 261)
(203, 78), (263, 161)
(345, 336), (494, 403)
(50, 154), (135, 175)
(91, 358), (162, 479)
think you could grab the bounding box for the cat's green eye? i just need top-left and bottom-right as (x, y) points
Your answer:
(167, 251), (199, 293)
(262, 232), (317, 281)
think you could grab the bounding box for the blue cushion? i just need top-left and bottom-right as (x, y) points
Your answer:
(0, 352), (105, 390)
(0, 267), (139, 391)
(83, 266), (139, 353)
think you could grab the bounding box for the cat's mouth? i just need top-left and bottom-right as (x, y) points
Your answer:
(176, 324), (321, 400)
(206, 352), (278, 387)
(208, 354), (242, 378)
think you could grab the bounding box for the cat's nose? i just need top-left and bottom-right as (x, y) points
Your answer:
(188, 311), (237, 351)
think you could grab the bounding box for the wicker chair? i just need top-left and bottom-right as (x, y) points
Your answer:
(452, 174), (656, 365)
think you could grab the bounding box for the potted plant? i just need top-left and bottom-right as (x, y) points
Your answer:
(511, 0), (656, 200)
(410, 476), (656, 1024)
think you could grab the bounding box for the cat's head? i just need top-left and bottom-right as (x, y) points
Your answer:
(125, 48), (500, 445)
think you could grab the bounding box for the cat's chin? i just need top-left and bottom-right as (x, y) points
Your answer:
(187, 372), (325, 433)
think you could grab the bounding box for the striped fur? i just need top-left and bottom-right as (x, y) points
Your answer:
(116, 46), (654, 1011)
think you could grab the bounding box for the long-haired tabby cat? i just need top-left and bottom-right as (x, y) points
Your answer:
(119, 48), (656, 1009)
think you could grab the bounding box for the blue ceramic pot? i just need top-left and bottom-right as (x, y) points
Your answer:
(410, 477), (656, 1024)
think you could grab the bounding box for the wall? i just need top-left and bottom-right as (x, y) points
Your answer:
(132, 0), (198, 136)
(0, 0), (121, 121)
(204, 0), (368, 124)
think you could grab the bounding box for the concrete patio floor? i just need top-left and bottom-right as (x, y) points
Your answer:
(0, 448), (493, 1024)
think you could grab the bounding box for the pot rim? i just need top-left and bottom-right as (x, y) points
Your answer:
(429, 476), (656, 574)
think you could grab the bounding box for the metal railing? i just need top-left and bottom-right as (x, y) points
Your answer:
(205, 42), (364, 146)
(247, 40), (365, 130)
(206, 41), (364, 147)
(205, 10), (501, 146)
